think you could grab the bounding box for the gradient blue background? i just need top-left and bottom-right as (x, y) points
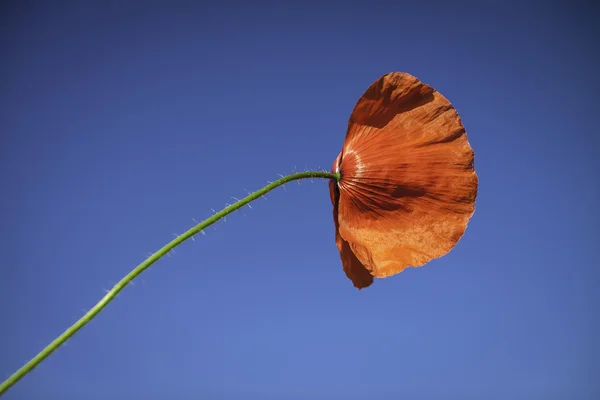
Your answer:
(1, 2), (598, 399)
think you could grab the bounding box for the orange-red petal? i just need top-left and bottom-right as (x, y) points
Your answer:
(329, 153), (373, 289)
(333, 72), (478, 283)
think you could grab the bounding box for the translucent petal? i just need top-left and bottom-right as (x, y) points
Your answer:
(332, 72), (478, 284)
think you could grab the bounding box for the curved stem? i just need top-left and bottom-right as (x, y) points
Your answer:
(0, 170), (340, 396)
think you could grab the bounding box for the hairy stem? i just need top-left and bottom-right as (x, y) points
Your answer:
(0, 170), (340, 395)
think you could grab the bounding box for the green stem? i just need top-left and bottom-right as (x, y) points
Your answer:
(0, 170), (340, 396)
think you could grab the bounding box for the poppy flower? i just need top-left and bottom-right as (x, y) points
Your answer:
(329, 72), (478, 289)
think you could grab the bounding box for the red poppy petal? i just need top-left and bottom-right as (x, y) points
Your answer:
(336, 72), (478, 279)
(336, 230), (374, 289)
(329, 153), (373, 289)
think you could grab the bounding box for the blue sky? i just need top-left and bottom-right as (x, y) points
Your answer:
(1, 2), (598, 399)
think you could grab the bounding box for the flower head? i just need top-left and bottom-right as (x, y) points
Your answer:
(330, 72), (478, 289)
